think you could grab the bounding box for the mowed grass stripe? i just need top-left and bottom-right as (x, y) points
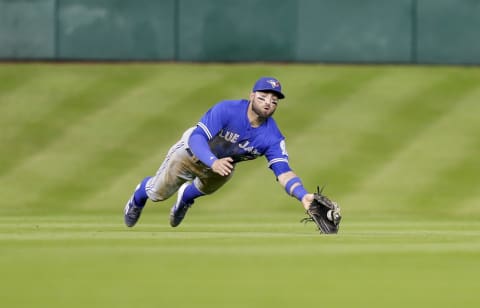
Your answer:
(0, 64), (47, 94)
(0, 69), (161, 208)
(403, 87), (480, 214)
(276, 66), (383, 130)
(0, 67), (104, 164)
(310, 70), (448, 191)
(2, 221), (479, 228)
(0, 76), (170, 209)
(3, 228), (480, 239)
(2, 212), (479, 224)
(1, 217), (480, 231)
(285, 69), (436, 165)
(3, 239), (480, 256)
(0, 65), (107, 127)
(2, 218), (479, 254)
(295, 69), (449, 189)
(0, 65), (156, 176)
(341, 72), (480, 215)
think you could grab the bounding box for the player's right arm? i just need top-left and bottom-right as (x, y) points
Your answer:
(211, 157), (234, 176)
(189, 129), (233, 176)
(188, 100), (235, 176)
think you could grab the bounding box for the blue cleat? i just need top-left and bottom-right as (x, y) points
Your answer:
(170, 183), (193, 227)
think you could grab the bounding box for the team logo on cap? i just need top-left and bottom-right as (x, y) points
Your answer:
(266, 79), (280, 88)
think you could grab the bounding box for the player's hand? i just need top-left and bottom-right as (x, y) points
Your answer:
(301, 193), (314, 210)
(211, 157), (234, 176)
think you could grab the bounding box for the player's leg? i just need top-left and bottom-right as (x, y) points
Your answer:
(124, 176), (152, 227)
(170, 167), (234, 227)
(193, 169), (235, 195)
(168, 182), (200, 227)
(124, 139), (193, 227)
(168, 157), (209, 227)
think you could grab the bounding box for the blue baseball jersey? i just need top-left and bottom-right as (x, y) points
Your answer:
(196, 99), (289, 167)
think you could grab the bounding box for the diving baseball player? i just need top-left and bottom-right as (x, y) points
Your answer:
(124, 77), (317, 228)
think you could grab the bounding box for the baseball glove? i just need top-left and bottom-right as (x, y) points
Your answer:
(301, 186), (341, 234)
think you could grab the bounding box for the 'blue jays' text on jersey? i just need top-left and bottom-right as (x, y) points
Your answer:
(196, 99), (289, 167)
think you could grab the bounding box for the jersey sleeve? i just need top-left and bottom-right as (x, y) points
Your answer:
(265, 139), (292, 177)
(188, 128), (218, 167)
(196, 101), (229, 140)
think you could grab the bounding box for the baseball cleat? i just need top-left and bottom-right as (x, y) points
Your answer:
(124, 196), (144, 227)
(124, 181), (147, 227)
(124, 177), (152, 227)
(170, 183), (193, 227)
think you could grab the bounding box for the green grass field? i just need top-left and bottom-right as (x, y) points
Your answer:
(1, 63), (480, 307)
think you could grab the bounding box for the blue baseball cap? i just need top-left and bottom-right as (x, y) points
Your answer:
(252, 77), (285, 99)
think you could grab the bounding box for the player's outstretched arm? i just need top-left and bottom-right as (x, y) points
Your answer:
(277, 171), (313, 210)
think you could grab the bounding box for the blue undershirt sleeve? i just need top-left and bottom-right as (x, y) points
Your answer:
(188, 128), (218, 168)
(270, 161), (292, 178)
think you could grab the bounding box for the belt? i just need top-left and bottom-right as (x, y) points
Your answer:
(185, 148), (195, 157)
(185, 148), (203, 165)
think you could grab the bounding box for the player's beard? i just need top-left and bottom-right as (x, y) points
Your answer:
(251, 100), (276, 120)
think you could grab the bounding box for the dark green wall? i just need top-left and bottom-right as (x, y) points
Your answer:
(57, 0), (176, 60)
(0, 0), (55, 58)
(295, 0), (413, 63)
(417, 0), (480, 64)
(178, 0), (298, 62)
(1, 0), (479, 64)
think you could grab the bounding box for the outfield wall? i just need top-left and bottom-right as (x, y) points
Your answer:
(1, 0), (479, 64)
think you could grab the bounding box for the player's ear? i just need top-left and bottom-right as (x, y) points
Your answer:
(249, 92), (255, 101)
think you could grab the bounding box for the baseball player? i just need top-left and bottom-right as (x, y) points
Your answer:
(124, 77), (315, 228)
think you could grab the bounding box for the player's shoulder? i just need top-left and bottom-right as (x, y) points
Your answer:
(213, 99), (248, 108)
(210, 99), (248, 114)
(265, 117), (285, 140)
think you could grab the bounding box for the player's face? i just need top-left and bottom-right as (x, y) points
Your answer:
(250, 91), (279, 118)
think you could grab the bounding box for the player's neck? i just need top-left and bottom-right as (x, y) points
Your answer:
(250, 117), (265, 127)
(247, 102), (267, 127)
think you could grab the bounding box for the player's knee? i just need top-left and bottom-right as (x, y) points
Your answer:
(147, 194), (166, 202)
(146, 189), (167, 202)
